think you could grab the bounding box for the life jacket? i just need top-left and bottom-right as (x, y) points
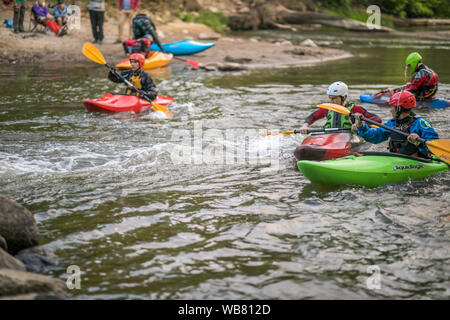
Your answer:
(125, 71), (143, 96)
(412, 64), (439, 99)
(388, 114), (421, 156)
(324, 102), (355, 129)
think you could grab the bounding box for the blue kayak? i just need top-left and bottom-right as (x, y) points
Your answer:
(360, 93), (449, 109)
(150, 40), (216, 56)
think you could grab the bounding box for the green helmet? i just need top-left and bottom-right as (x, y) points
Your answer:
(405, 52), (422, 75)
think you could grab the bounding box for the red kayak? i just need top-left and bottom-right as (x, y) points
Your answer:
(83, 93), (174, 113)
(294, 133), (354, 161)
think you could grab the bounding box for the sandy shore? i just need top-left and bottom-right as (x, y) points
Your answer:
(0, 7), (351, 70)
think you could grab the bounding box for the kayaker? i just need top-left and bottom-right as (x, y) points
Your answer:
(353, 90), (439, 158)
(108, 53), (157, 101)
(132, 13), (165, 53)
(300, 81), (382, 134)
(122, 37), (151, 57)
(385, 52), (439, 100)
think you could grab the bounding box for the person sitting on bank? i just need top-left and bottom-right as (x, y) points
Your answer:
(353, 90), (439, 159)
(300, 81), (382, 134)
(32, 0), (66, 36)
(53, 0), (71, 28)
(385, 52), (439, 100)
(108, 53), (157, 101)
(132, 13), (165, 52)
(122, 37), (151, 57)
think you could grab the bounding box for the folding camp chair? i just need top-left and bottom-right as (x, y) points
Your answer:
(28, 8), (46, 33)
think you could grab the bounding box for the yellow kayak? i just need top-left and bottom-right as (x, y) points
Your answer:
(116, 51), (173, 70)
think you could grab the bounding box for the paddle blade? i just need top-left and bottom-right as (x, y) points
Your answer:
(186, 60), (203, 69)
(152, 102), (174, 118)
(426, 139), (450, 163)
(82, 42), (106, 65)
(260, 131), (295, 136)
(317, 103), (350, 115)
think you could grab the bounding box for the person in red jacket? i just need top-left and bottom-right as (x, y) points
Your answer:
(385, 52), (439, 100)
(300, 81), (382, 134)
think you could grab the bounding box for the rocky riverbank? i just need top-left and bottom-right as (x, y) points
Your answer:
(0, 5), (351, 70)
(0, 195), (66, 300)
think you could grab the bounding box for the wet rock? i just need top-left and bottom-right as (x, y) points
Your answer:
(0, 269), (66, 298)
(0, 293), (64, 300)
(289, 48), (305, 55)
(218, 62), (247, 71)
(300, 39), (318, 47)
(0, 195), (40, 254)
(202, 62), (220, 71)
(224, 56), (252, 64)
(0, 248), (26, 271)
(202, 62), (247, 72)
(15, 247), (58, 274)
(0, 235), (6, 251)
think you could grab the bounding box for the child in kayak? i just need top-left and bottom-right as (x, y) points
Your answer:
(300, 81), (382, 134)
(384, 52), (439, 100)
(122, 37), (151, 57)
(353, 90), (438, 158)
(108, 53), (157, 101)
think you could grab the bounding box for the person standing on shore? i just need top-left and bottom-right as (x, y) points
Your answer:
(13, 0), (26, 33)
(116, 0), (140, 44)
(89, 0), (105, 44)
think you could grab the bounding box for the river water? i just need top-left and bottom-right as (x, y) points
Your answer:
(1, 28), (449, 299)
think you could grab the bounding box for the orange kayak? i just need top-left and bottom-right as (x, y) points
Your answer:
(116, 51), (173, 70)
(83, 93), (174, 113)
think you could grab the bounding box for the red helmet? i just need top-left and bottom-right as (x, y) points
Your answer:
(389, 91), (416, 109)
(129, 53), (145, 68)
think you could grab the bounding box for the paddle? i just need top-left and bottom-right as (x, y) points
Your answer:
(81, 42), (173, 118)
(261, 127), (352, 136)
(173, 56), (204, 69)
(317, 103), (450, 164)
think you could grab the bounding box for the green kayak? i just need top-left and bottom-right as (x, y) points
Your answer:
(297, 152), (448, 187)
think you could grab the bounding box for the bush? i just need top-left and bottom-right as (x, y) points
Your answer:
(177, 10), (228, 33)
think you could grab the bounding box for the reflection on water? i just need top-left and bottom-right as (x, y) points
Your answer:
(0, 29), (449, 299)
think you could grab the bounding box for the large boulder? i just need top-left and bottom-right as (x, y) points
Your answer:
(0, 248), (26, 271)
(0, 269), (66, 298)
(0, 195), (40, 254)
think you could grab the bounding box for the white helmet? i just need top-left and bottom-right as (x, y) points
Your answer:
(327, 81), (348, 97)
